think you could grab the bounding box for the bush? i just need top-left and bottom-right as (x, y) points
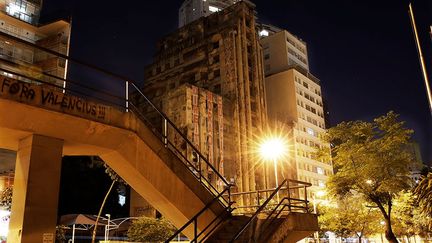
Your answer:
(0, 187), (12, 210)
(127, 217), (176, 242)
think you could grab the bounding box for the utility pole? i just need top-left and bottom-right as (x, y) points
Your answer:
(409, 3), (432, 118)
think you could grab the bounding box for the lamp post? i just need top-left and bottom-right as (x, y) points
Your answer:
(104, 214), (111, 242)
(259, 136), (288, 203)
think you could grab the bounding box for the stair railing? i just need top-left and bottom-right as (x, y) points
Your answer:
(258, 180), (311, 238)
(229, 179), (288, 243)
(0, 30), (231, 207)
(128, 83), (231, 207)
(165, 186), (233, 243)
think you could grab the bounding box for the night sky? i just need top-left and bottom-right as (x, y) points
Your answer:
(41, 0), (432, 163)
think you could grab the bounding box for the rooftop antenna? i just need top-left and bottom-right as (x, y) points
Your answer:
(409, 3), (432, 117)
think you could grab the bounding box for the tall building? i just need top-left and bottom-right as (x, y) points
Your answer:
(142, 1), (267, 197)
(178, 0), (240, 28)
(260, 26), (333, 198)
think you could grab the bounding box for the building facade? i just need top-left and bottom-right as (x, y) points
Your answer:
(163, 84), (226, 184)
(142, 1), (267, 197)
(259, 24), (309, 74)
(260, 27), (333, 198)
(0, 0), (71, 88)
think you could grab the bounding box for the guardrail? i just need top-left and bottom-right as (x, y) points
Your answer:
(229, 179), (311, 214)
(165, 186), (233, 243)
(229, 179), (311, 242)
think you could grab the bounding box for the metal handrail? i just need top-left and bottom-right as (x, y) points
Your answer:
(165, 186), (232, 243)
(229, 179), (312, 242)
(229, 179), (312, 213)
(0, 30), (231, 206)
(229, 179), (288, 243)
(129, 82), (230, 188)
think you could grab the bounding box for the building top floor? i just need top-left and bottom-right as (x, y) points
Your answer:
(0, 10), (70, 43)
(178, 0), (255, 28)
(0, 0), (42, 25)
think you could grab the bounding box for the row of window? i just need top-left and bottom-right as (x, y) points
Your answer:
(296, 137), (323, 150)
(296, 98), (324, 118)
(298, 163), (331, 176)
(298, 175), (326, 188)
(286, 37), (306, 54)
(295, 85), (323, 108)
(295, 76), (322, 97)
(287, 48), (307, 65)
(0, 39), (33, 63)
(296, 149), (316, 160)
(298, 111), (325, 129)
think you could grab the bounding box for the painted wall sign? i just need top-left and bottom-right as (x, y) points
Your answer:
(0, 76), (109, 122)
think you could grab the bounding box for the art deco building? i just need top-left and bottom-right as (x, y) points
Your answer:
(260, 25), (333, 198)
(142, 1), (267, 196)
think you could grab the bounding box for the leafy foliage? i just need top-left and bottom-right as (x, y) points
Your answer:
(103, 162), (127, 185)
(318, 195), (380, 239)
(0, 186), (13, 210)
(320, 111), (415, 242)
(127, 217), (177, 242)
(55, 225), (68, 243)
(413, 172), (432, 230)
(392, 191), (432, 237)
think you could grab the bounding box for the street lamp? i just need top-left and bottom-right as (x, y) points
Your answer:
(105, 214), (111, 242)
(259, 136), (288, 202)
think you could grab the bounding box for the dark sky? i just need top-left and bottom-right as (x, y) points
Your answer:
(41, 0), (432, 163)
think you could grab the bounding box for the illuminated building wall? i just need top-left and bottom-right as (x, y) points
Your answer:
(261, 28), (333, 198)
(142, 2), (268, 195)
(163, 84), (226, 183)
(259, 24), (309, 73)
(266, 68), (332, 198)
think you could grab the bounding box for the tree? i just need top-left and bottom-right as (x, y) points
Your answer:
(91, 158), (127, 243)
(0, 186), (12, 210)
(318, 195), (380, 241)
(392, 191), (419, 240)
(413, 172), (432, 230)
(321, 111), (415, 243)
(127, 216), (176, 242)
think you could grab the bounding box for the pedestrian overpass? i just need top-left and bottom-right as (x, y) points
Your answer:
(0, 31), (317, 243)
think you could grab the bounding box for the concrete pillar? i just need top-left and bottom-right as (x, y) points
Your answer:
(8, 134), (63, 243)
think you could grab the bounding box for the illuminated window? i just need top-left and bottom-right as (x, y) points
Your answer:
(317, 167), (324, 175)
(209, 6), (220, 12)
(259, 29), (269, 37)
(306, 127), (316, 137)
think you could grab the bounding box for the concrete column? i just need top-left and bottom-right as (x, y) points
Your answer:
(8, 134), (63, 243)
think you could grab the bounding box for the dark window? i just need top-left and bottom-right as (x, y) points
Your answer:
(214, 69), (220, 78)
(214, 84), (221, 93)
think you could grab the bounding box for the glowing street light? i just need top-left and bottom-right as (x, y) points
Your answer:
(259, 136), (288, 202)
